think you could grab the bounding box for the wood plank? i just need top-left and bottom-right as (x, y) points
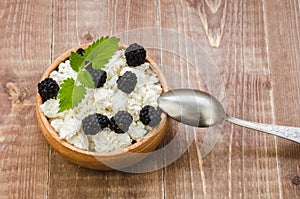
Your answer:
(0, 0), (51, 198)
(160, 0), (296, 198)
(49, 0), (163, 198)
(160, 0), (214, 198)
(231, 1), (280, 198)
(264, 0), (300, 197)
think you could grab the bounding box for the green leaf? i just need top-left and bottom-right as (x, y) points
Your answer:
(70, 51), (85, 72)
(84, 36), (120, 69)
(83, 36), (109, 56)
(58, 78), (86, 112)
(77, 70), (94, 88)
(60, 36), (120, 111)
(72, 85), (86, 108)
(58, 78), (75, 112)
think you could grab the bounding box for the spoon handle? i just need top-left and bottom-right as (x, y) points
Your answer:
(225, 115), (300, 143)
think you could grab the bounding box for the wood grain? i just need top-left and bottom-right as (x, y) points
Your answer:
(0, 0), (51, 198)
(160, 0), (300, 198)
(263, 0), (300, 197)
(197, 0), (227, 47)
(0, 0), (299, 198)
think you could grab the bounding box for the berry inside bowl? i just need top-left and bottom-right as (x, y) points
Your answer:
(36, 37), (169, 170)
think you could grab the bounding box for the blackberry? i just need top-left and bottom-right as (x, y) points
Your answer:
(116, 71), (137, 94)
(97, 114), (110, 129)
(110, 111), (133, 134)
(131, 139), (137, 145)
(139, 105), (161, 127)
(86, 63), (107, 88)
(125, 43), (146, 66)
(76, 48), (85, 56)
(38, 78), (60, 102)
(82, 113), (109, 135)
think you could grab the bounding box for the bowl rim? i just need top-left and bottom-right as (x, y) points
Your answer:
(36, 43), (169, 158)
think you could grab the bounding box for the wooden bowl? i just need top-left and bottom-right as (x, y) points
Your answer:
(36, 44), (169, 170)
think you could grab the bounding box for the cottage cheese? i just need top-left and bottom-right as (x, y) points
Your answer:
(41, 49), (162, 152)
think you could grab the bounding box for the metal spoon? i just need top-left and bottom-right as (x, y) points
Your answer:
(158, 89), (300, 144)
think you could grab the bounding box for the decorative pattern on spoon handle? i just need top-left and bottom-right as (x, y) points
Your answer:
(225, 115), (300, 143)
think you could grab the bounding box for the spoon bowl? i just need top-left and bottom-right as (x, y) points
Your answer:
(158, 89), (225, 127)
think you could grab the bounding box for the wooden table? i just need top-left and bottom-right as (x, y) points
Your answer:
(1, 0), (299, 198)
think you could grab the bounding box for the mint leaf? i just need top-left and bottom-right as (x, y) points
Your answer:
(58, 36), (120, 111)
(72, 85), (86, 108)
(77, 70), (94, 88)
(58, 78), (86, 112)
(84, 36), (120, 69)
(58, 78), (75, 112)
(83, 36), (109, 57)
(70, 51), (85, 72)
